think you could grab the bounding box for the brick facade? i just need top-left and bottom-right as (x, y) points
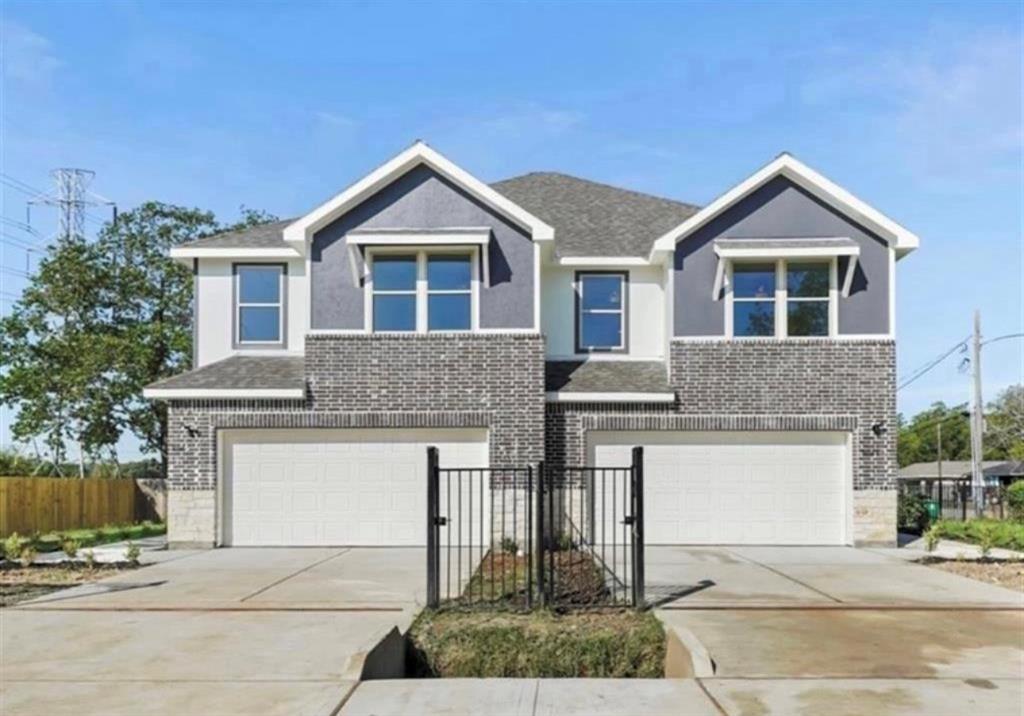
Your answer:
(166, 334), (545, 544)
(544, 339), (898, 544)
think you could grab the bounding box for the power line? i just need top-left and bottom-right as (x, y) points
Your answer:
(900, 404), (970, 435)
(897, 337), (970, 391)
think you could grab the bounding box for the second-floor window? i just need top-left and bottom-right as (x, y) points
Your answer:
(370, 250), (474, 332)
(576, 272), (626, 352)
(235, 264), (285, 345)
(728, 259), (833, 338)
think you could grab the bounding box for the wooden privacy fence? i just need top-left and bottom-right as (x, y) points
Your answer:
(0, 477), (139, 537)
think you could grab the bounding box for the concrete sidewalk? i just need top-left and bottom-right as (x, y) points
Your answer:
(1, 548), (420, 716)
(339, 677), (1023, 716)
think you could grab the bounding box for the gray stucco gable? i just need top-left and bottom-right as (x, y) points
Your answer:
(674, 176), (891, 337)
(311, 165), (535, 330)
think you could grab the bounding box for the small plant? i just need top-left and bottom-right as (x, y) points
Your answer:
(977, 524), (996, 559)
(125, 541), (141, 566)
(1005, 481), (1024, 522)
(3, 532), (28, 561)
(62, 538), (81, 559)
(17, 543), (37, 567)
(897, 491), (930, 533)
(83, 549), (97, 571)
(555, 532), (573, 552)
(499, 537), (519, 555)
(925, 524), (940, 553)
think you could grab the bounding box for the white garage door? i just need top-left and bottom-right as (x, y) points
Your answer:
(589, 431), (849, 546)
(223, 428), (488, 546)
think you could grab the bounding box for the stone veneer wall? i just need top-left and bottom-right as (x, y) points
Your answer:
(165, 334), (545, 546)
(545, 339), (897, 545)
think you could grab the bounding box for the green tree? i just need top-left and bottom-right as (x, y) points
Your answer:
(984, 385), (1024, 460)
(896, 402), (971, 467)
(0, 236), (122, 476)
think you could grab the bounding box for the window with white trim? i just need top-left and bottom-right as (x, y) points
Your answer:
(369, 250), (475, 333)
(728, 259), (834, 338)
(576, 272), (626, 351)
(235, 264), (284, 344)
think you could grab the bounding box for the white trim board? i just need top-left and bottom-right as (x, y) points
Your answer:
(142, 388), (305, 400)
(649, 153), (920, 260)
(545, 391), (676, 403)
(283, 141), (554, 253)
(169, 247), (302, 265)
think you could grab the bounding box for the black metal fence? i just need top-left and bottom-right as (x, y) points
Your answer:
(900, 479), (1008, 521)
(426, 446), (645, 610)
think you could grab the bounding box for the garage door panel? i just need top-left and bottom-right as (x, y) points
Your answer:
(590, 431), (847, 546)
(224, 428), (488, 546)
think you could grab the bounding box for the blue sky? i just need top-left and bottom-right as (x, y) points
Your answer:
(1, 1), (1021, 459)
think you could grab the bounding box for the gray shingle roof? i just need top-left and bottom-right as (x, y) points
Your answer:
(492, 172), (699, 258)
(898, 461), (1024, 480)
(173, 172), (700, 258)
(146, 355), (305, 392)
(545, 360), (671, 394)
(177, 219), (296, 249)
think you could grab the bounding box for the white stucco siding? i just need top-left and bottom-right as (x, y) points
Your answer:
(541, 264), (665, 360)
(195, 258), (307, 367)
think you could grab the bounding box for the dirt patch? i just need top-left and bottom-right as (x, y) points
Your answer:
(408, 608), (665, 678)
(0, 563), (139, 607)
(461, 549), (612, 606)
(919, 558), (1024, 593)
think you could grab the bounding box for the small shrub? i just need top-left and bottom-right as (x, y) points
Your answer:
(977, 525), (996, 559)
(925, 524), (940, 552)
(1006, 481), (1024, 522)
(125, 541), (141, 566)
(3, 532), (28, 561)
(17, 543), (37, 567)
(500, 537), (519, 555)
(62, 538), (81, 559)
(82, 550), (97, 571)
(554, 533), (573, 551)
(898, 491), (930, 533)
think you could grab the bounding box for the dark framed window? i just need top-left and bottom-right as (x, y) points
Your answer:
(235, 264), (284, 344)
(576, 272), (627, 352)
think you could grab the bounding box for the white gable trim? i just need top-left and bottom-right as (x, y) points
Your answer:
(283, 142), (554, 254)
(649, 153), (920, 260)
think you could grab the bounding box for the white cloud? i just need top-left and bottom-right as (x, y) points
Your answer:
(476, 103), (585, 135)
(800, 28), (1022, 181)
(0, 20), (60, 85)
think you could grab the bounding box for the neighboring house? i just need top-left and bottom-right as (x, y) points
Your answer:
(144, 141), (919, 548)
(899, 461), (1024, 488)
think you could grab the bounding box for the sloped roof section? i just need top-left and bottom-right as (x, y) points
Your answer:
(144, 355), (305, 398)
(545, 360), (671, 394)
(492, 172), (699, 258)
(176, 219), (297, 249)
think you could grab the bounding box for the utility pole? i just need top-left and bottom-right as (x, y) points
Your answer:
(970, 310), (985, 517)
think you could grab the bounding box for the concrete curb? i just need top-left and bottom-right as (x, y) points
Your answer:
(341, 609), (417, 681)
(660, 617), (715, 678)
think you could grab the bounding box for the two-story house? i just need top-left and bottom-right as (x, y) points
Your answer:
(144, 142), (918, 548)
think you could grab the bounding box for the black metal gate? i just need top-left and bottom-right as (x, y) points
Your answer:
(426, 446), (645, 610)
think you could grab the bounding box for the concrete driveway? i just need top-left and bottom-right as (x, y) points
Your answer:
(651, 545), (1023, 716)
(1, 548), (422, 716)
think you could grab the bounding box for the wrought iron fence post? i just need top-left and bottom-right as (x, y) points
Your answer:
(426, 446), (440, 608)
(526, 465), (533, 609)
(631, 446), (645, 609)
(535, 460), (546, 607)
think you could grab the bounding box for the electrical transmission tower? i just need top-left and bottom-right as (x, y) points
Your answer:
(27, 168), (116, 240)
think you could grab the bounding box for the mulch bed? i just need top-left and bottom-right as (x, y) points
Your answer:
(918, 558), (1024, 593)
(0, 562), (139, 607)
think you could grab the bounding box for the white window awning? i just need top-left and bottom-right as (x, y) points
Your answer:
(712, 237), (860, 299)
(344, 227), (491, 286)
